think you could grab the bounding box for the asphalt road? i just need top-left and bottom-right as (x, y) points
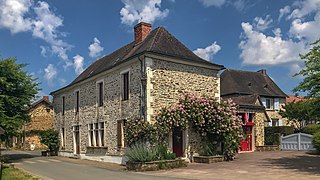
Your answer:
(2, 150), (187, 180)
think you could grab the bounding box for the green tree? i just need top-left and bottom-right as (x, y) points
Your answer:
(279, 100), (314, 131)
(293, 39), (320, 97)
(40, 129), (59, 153)
(0, 57), (39, 144)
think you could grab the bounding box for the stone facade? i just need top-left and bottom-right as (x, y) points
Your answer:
(254, 112), (265, 146)
(26, 100), (54, 150)
(53, 60), (142, 155)
(52, 55), (221, 161)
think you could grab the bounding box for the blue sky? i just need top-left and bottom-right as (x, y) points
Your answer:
(1, 0), (320, 99)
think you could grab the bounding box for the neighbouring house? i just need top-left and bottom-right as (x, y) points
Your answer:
(50, 22), (224, 164)
(220, 69), (288, 152)
(286, 95), (305, 104)
(24, 96), (54, 150)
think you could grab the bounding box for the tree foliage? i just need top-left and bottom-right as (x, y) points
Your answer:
(40, 129), (59, 152)
(293, 39), (320, 98)
(0, 57), (39, 142)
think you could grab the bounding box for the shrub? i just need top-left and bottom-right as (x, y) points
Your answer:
(125, 118), (157, 147)
(125, 143), (158, 162)
(155, 145), (176, 160)
(301, 124), (320, 135)
(39, 129), (59, 152)
(265, 126), (294, 145)
(312, 132), (320, 152)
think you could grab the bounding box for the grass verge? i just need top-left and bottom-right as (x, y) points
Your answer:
(1, 164), (39, 180)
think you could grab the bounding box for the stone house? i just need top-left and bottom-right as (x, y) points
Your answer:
(24, 96), (54, 150)
(220, 69), (288, 152)
(50, 22), (224, 164)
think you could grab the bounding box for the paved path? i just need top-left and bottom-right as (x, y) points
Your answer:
(2, 150), (186, 180)
(142, 151), (320, 180)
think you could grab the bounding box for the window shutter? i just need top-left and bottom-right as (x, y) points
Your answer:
(274, 98), (279, 110)
(268, 121), (272, 127)
(278, 119), (282, 126)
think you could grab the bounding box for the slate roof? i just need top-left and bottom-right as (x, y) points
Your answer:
(0, 127), (4, 135)
(228, 94), (265, 110)
(51, 26), (224, 95)
(220, 69), (287, 98)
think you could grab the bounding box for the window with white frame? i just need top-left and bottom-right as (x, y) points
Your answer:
(265, 98), (274, 110)
(88, 122), (105, 147)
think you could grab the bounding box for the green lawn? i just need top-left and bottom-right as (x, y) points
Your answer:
(1, 165), (39, 180)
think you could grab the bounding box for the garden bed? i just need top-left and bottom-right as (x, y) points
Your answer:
(193, 155), (223, 164)
(126, 159), (187, 171)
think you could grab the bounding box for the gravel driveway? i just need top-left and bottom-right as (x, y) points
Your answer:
(141, 151), (320, 180)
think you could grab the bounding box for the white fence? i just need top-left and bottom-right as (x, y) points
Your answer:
(281, 133), (315, 151)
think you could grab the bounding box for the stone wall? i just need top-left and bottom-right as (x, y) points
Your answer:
(254, 112), (265, 146)
(26, 103), (53, 149)
(148, 58), (220, 121)
(53, 60), (142, 155)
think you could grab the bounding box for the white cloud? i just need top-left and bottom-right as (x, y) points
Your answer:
(239, 22), (307, 66)
(44, 64), (57, 82)
(88, 37), (104, 58)
(193, 42), (221, 61)
(40, 45), (47, 57)
(73, 55), (84, 75)
(198, 0), (226, 7)
(59, 78), (67, 86)
(0, 0), (32, 33)
(288, 0), (320, 19)
(120, 0), (169, 26)
(289, 13), (320, 42)
(278, 5), (290, 21)
(253, 15), (273, 31)
(0, 0), (72, 68)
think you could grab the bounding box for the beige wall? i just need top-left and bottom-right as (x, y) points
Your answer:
(26, 103), (54, 149)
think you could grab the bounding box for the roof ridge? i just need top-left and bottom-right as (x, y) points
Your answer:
(148, 27), (161, 51)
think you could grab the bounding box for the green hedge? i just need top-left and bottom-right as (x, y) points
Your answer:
(312, 132), (320, 152)
(265, 126), (295, 145)
(301, 124), (320, 135)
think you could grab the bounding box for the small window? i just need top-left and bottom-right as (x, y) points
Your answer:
(272, 119), (278, 126)
(75, 91), (80, 114)
(62, 96), (65, 116)
(265, 98), (273, 109)
(117, 120), (127, 148)
(122, 72), (129, 100)
(89, 124), (94, 146)
(98, 82), (103, 107)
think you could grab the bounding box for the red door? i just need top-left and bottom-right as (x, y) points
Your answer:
(241, 126), (252, 151)
(173, 128), (183, 157)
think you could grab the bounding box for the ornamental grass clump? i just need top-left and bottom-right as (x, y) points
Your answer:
(125, 143), (158, 163)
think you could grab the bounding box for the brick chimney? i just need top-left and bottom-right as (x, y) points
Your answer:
(134, 22), (152, 44)
(43, 96), (49, 102)
(257, 69), (267, 75)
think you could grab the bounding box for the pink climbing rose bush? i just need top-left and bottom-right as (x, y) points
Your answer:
(156, 94), (242, 160)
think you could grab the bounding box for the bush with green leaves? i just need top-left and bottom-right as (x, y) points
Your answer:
(301, 124), (320, 135)
(39, 129), (59, 152)
(312, 132), (320, 152)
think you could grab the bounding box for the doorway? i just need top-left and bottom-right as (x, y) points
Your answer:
(172, 127), (183, 157)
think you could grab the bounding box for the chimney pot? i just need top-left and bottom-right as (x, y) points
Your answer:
(257, 69), (267, 75)
(43, 96), (49, 102)
(134, 22), (152, 44)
